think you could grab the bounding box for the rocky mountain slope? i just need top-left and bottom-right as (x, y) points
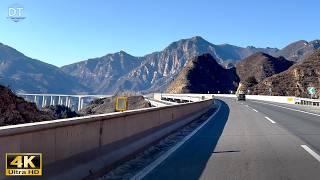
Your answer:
(252, 50), (320, 97)
(62, 36), (277, 93)
(236, 52), (294, 83)
(272, 40), (320, 62)
(61, 51), (143, 93)
(80, 96), (151, 115)
(0, 43), (89, 94)
(166, 54), (239, 93)
(0, 85), (53, 126)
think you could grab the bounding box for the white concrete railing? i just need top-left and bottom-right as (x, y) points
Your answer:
(0, 98), (213, 179)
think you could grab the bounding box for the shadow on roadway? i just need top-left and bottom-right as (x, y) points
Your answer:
(144, 100), (230, 180)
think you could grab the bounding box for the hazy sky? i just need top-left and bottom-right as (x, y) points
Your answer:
(0, 0), (319, 66)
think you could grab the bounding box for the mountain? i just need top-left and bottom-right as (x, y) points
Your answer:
(166, 54), (239, 93)
(236, 52), (294, 83)
(0, 43), (89, 93)
(273, 40), (320, 62)
(61, 51), (143, 93)
(252, 49), (320, 97)
(61, 36), (278, 94)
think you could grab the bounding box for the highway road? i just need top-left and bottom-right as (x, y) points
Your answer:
(141, 98), (320, 180)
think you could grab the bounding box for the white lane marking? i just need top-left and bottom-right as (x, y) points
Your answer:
(265, 116), (276, 124)
(252, 108), (258, 112)
(251, 100), (320, 117)
(130, 102), (222, 180)
(301, 145), (320, 162)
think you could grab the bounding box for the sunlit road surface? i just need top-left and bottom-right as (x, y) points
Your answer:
(143, 98), (320, 180)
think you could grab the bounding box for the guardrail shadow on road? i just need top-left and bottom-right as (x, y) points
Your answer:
(145, 100), (230, 180)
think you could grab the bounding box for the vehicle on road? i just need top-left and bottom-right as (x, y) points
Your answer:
(237, 93), (246, 101)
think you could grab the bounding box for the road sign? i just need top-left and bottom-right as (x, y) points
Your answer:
(307, 87), (316, 95)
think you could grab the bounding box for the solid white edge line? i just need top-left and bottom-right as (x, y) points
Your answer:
(301, 145), (320, 162)
(252, 108), (258, 112)
(251, 100), (320, 117)
(265, 116), (276, 124)
(130, 101), (222, 180)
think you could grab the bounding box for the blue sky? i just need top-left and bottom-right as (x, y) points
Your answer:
(0, 0), (319, 67)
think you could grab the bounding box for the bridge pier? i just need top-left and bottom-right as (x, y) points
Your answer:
(34, 96), (37, 105)
(50, 96), (53, 106)
(80, 98), (84, 110)
(78, 97), (83, 111)
(44, 97), (48, 107)
(42, 96), (45, 108)
(65, 97), (69, 107)
(67, 97), (71, 108)
(17, 94), (112, 111)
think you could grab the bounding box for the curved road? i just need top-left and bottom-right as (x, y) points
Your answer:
(142, 98), (320, 180)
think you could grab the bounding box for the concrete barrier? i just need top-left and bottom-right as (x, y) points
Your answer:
(154, 93), (214, 102)
(0, 99), (213, 180)
(245, 95), (297, 104)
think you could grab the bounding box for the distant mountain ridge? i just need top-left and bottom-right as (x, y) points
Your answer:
(61, 36), (280, 93)
(273, 40), (320, 61)
(0, 43), (89, 93)
(1, 36), (319, 94)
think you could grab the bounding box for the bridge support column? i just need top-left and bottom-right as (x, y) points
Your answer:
(67, 98), (71, 108)
(58, 96), (61, 105)
(80, 98), (84, 110)
(78, 97), (81, 111)
(34, 96), (37, 105)
(42, 96), (45, 108)
(65, 97), (69, 107)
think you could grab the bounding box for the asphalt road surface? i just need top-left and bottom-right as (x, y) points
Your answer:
(142, 98), (320, 180)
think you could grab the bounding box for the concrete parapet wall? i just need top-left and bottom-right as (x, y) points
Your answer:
(0, 99), (213, 179)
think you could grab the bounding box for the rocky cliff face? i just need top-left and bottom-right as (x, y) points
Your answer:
(252, 50), (320, 97)
(0, 85), (53, 126)
(61, 51), (143, 93)
(166, 54), (239, 93)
